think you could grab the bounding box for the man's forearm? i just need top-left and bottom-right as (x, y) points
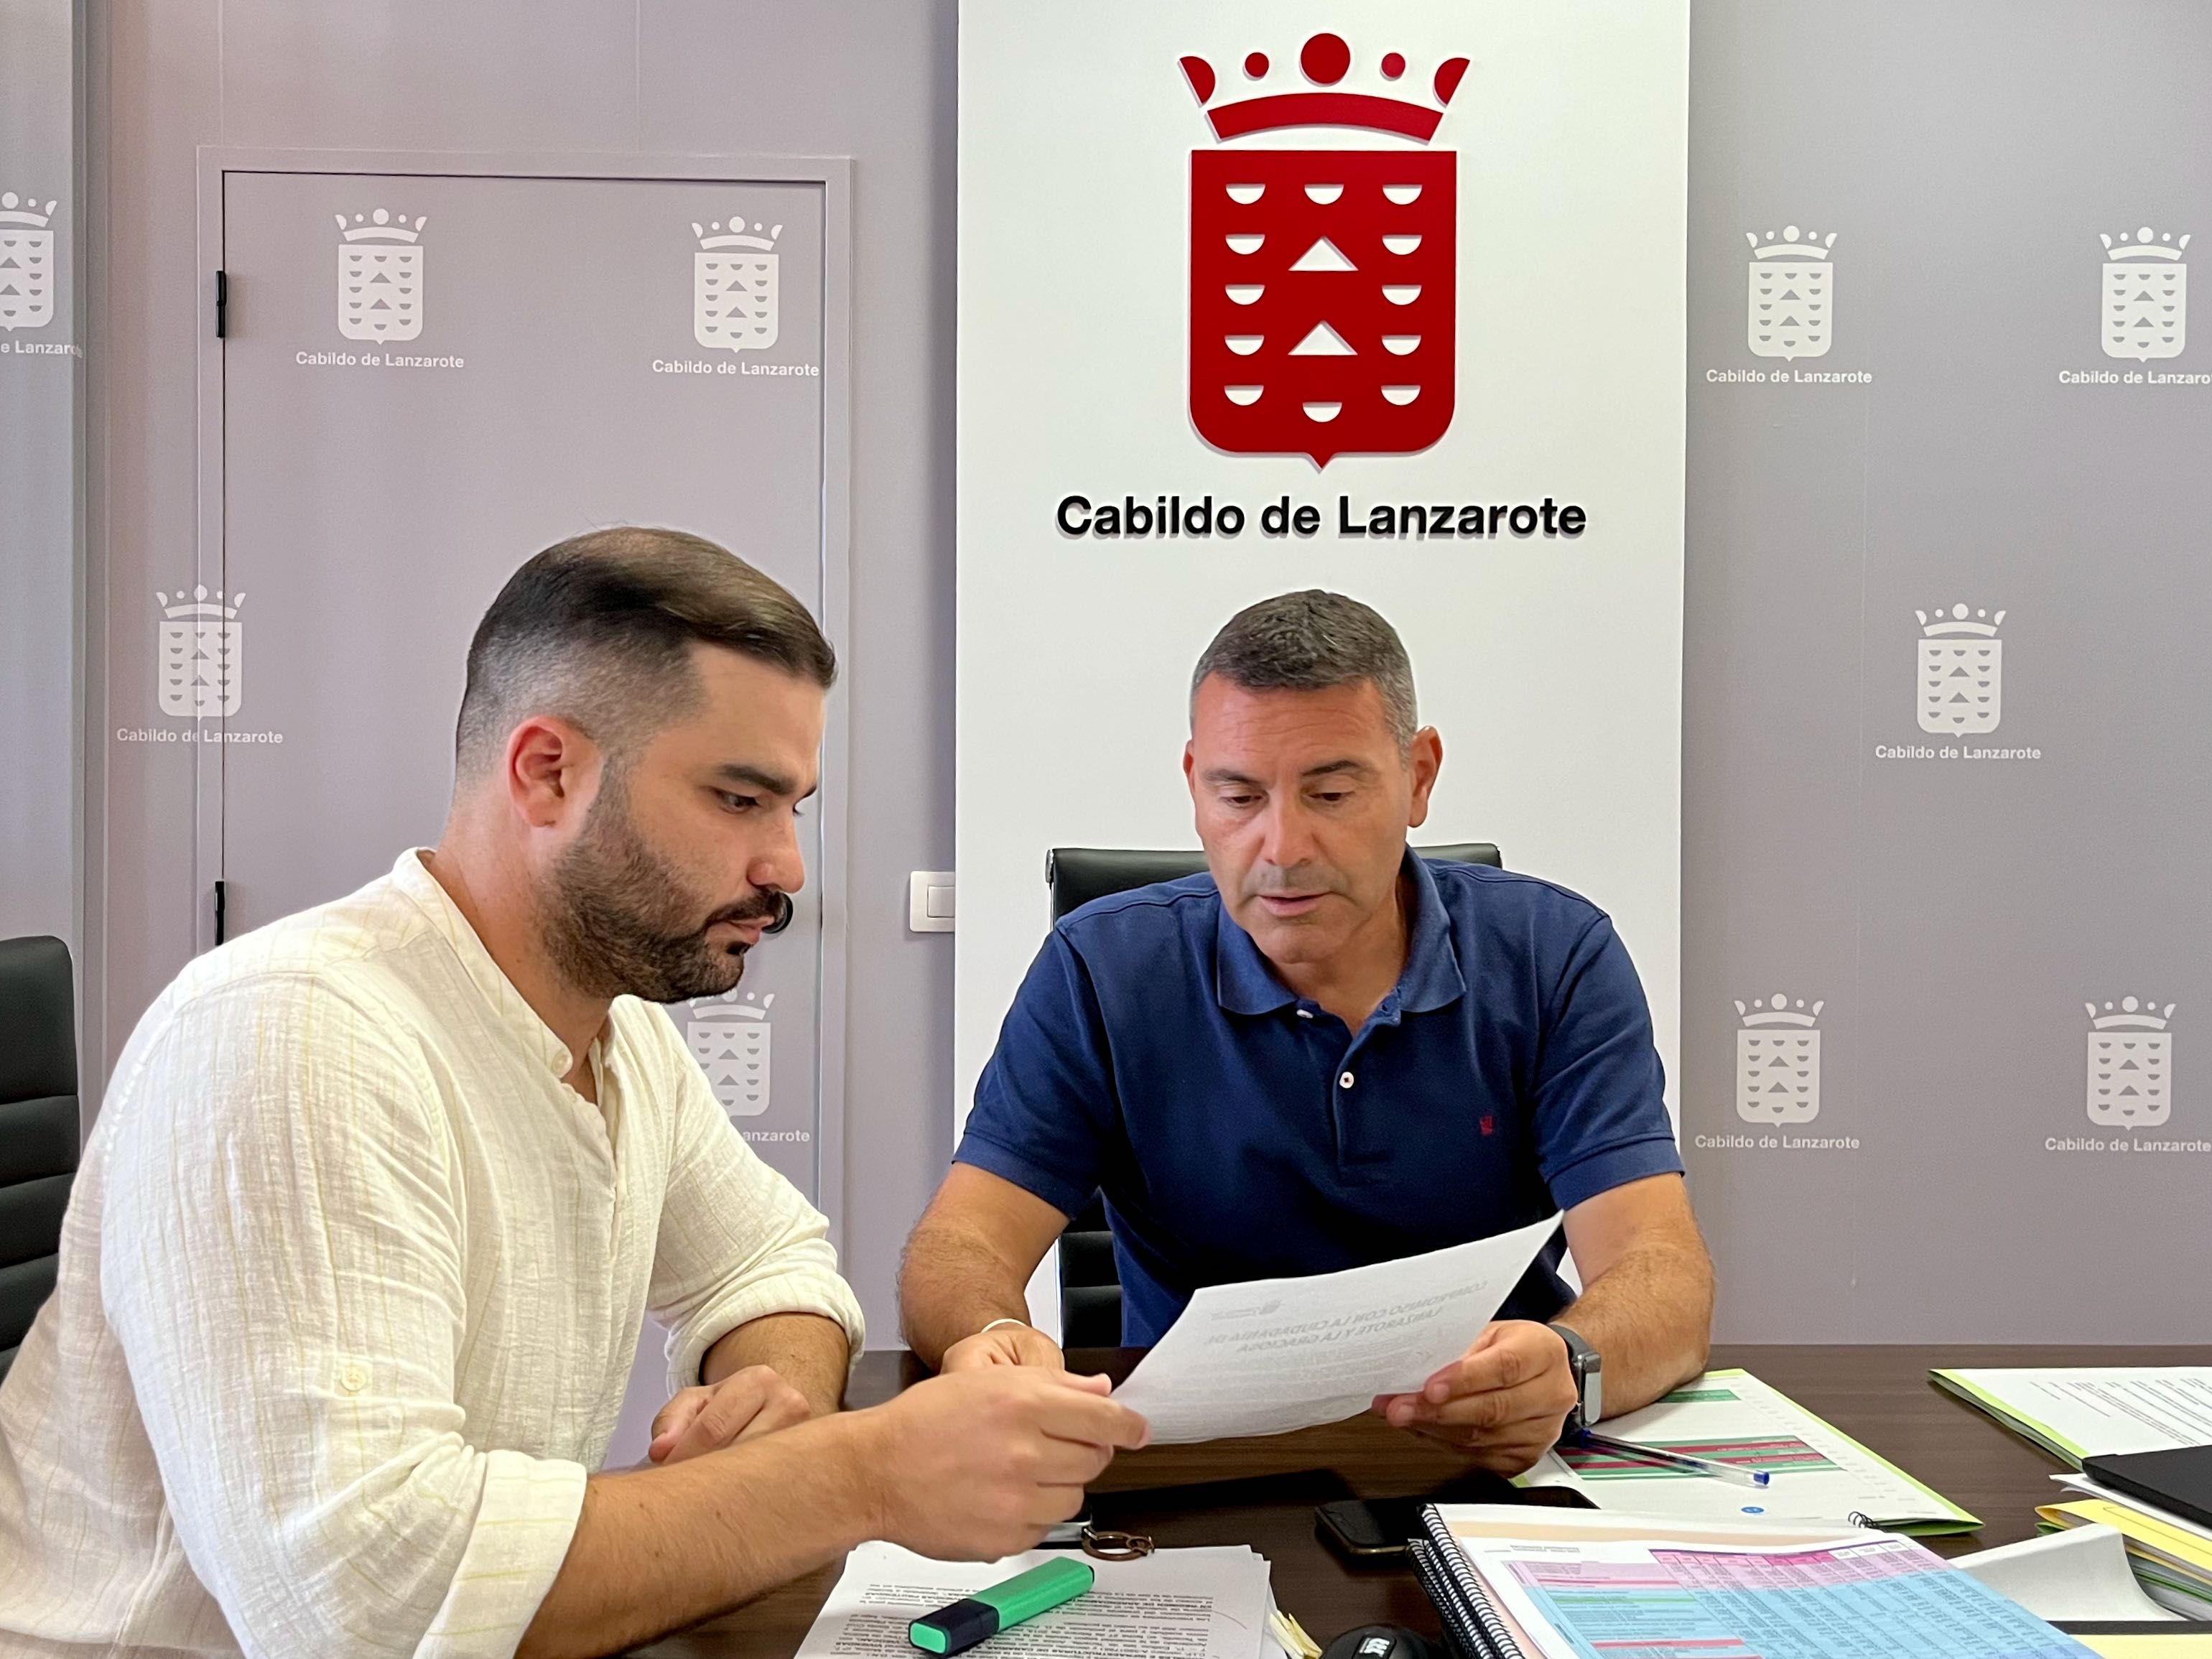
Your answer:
(1553, 1239), (1714, 1420)
(519, 1408), (881, 1659)
(704, 1310), (850, 1415)
(898, 1222), (1033, 1369)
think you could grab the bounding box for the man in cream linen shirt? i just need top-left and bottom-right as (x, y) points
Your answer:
(0, 529), (1146, 1658)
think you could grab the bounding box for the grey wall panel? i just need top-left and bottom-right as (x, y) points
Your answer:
(93, 0), (957, 1344)
(0, 0), (80, 955)
(1685, 0), (2212, 1340)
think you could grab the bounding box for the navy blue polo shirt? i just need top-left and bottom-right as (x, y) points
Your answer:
(954, 850), (1681, 1345)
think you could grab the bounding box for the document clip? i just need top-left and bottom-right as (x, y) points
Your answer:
(1080, 1527), (1155, 1561)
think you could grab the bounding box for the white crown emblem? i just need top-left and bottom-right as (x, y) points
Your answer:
(336, 208), (426, 243)
(2088, 995), (2172, 1033)
(1746, 226), (1836, 361)
(2086, 995), (2175, 1129)
(0, 190), (60, 334)
(1916, 602), (2005, 735)
(1748, 226), (1837, 261)
(1918, 603), (2004, 638)
(694, 214), (782, 354)
(694, 216), (781, 252)
(1734, 993), (1822, 1125)
(2102, 226), (2188, 363)
(2102, 228), (2189, 262)
(156, 585), (245, 720)
(337, 210), (426, 343)
(158, 585), (244, 622)
(1736, 994), (1821, 1028)
(0, 192), (57, 229)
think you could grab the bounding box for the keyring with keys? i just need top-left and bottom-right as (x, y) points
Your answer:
(1079, 1526), (1155, 1561)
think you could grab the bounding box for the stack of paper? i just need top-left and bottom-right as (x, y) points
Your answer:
(1933, 1367), (2212, 1466)
(2041, 1474), (2212, 1620)
(795, 1541), (1286, 1659)
(1430, 1505), (2101, 1659)
(1517, 1368), (1979, 1533)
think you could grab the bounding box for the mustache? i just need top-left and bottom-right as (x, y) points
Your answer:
(705, 889), (794, 934)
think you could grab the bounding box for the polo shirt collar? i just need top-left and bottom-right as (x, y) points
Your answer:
(389, 847), (582, 1079)
(1212, 847), (1466, 1018)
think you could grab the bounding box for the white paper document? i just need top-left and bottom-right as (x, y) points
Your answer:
(1956, 1524), (2183, 1622)
(1110, 1214), (1559, 1444)
(794, 1542), (1274, 1659)
(1938, 1367), (2212, 1461)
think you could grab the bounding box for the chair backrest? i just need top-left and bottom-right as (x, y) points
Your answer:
(0, 936), (78, 1382)
(1041, 842), (1503, 1347)
(1046, 842), (1503, 924)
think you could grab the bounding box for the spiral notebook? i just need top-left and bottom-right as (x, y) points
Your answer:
(1413, 1504), (2102, 1659)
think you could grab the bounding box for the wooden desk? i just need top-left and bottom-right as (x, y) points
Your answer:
(637, 1344), (2212, 1656)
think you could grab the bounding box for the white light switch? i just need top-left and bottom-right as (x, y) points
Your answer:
(908, 870), (955, 933)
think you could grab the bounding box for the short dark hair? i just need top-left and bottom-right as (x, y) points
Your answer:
(455, 526), (835, 773)
(1190, 590), (1418, 750)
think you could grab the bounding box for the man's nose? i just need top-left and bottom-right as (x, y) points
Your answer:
(1255, 796), (1319, 873)
(755, 809), (808, 896)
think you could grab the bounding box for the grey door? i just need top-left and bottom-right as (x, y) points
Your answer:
(215, 165), (836, 1207)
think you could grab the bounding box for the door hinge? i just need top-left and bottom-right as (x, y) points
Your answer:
(213, 879), (227, 945)
(214, 270), (228, 338)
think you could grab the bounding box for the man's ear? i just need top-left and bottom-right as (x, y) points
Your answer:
(1404, 727), (1444, 830)
(503, 715), (603, 832)
(1182, 739), (1199, 794)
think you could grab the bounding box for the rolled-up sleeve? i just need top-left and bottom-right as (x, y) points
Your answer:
(99, 976), (585, 1659)
(648, 1029), (865, 1393)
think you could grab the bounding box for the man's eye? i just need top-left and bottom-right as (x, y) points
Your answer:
(1222, 792), (1260, 808)
(720, 793), (760, 812)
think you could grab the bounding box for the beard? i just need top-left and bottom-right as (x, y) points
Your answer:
(540, 784), (783, 1005)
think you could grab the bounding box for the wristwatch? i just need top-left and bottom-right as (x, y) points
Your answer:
(1551, 1321), (1602, 1434)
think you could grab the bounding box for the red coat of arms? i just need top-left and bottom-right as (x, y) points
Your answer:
(1181, 34), (1468, 467)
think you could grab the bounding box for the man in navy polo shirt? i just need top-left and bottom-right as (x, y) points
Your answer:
(900, 591), (1714, 1472)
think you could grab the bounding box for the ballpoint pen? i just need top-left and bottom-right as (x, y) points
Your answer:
(1574, 1428), (1772, 1488)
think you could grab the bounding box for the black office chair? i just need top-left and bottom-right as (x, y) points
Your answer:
(0, 936), (79, 1383)
(1041, 842), (1503, 1347)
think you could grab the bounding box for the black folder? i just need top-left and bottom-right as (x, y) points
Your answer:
(2084, 1444), (2212, 1532)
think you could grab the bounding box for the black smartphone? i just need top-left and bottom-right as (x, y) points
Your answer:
(1316, 1497), (1428, 1558)
(1316, 1481), (1598, 1563)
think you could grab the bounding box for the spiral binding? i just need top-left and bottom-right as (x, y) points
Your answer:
(1415, 1507), (1528, 1659)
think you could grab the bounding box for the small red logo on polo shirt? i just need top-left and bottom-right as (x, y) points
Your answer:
(1479, 1114), (1495, 1136)
(1180, 33), (1468, 466)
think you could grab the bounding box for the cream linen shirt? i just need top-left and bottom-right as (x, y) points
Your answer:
(0, 850), (865, 1658)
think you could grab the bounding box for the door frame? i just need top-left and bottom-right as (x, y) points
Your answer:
(192, 147), (855, 1237)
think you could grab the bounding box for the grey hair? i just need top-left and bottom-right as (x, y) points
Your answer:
(1189, 590), (1418, 750)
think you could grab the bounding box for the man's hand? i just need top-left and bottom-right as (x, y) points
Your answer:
(939, 1321), (1067, 1373)
(860, 1367), (1149, 1561)
(649, 1364), (815, 1466)
(1371, 1320), (1578, 1474)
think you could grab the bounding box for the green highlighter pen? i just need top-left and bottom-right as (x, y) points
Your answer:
(908, 1557), (1095, 1655)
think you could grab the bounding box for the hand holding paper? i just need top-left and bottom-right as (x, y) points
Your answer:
(1375, 1317), (1583, 1470)
(1111, 1214), (1561, 1444)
